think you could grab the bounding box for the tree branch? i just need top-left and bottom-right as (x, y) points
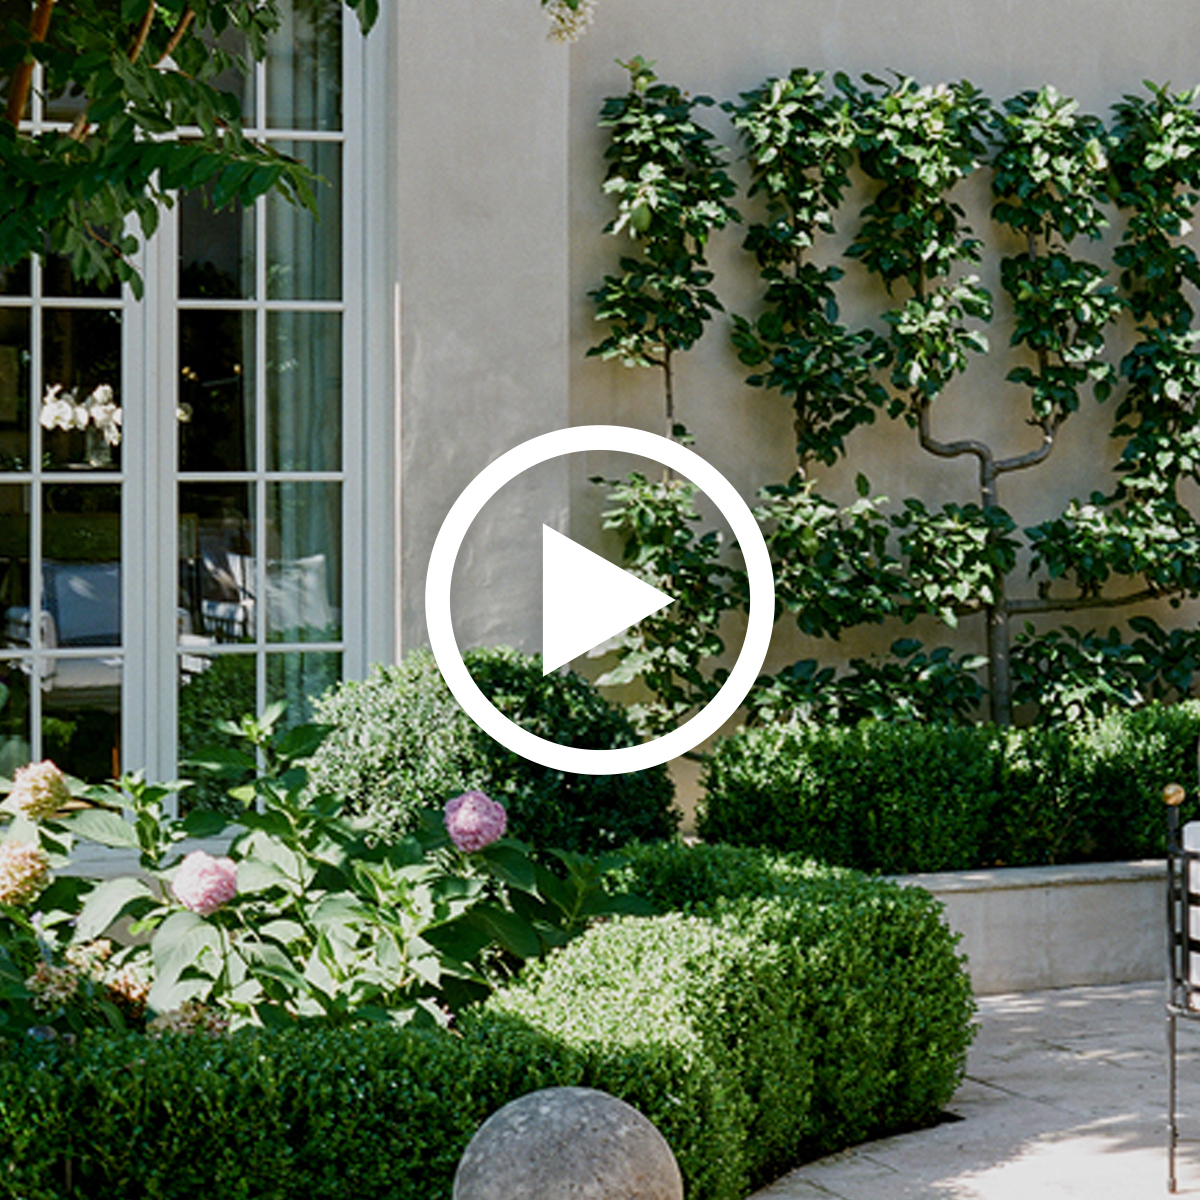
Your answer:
(995, 415), (1064, 475)
(916, 400), (994, 469)
(1008, 587), (1164, 615)
(4, 0), (56, 126)
(127, 1), (157, 65)
(68, 6), (196, 143)
(155, 8), (195, 66)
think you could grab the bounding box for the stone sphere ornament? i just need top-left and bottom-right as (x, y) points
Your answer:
(452, 1086), (684, 1200)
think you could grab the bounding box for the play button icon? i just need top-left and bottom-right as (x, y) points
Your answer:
(541, 525), (674, 674)
(425, 425), (774, 774)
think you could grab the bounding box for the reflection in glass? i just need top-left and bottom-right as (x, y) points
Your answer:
(205, 26), (253, 125)
(0, 309), (30, 471)
(178, 652), (256, 813)
(0, 260), (30, 297)
(268, 651), (340, 725)
(43, 658), (121, 782)
(0, 485), (30, 649)
(179, 311), (255, 472)
(180, 188), (255, 300)
(43, 82), (88, 124)
(179, 484), (255, 644)
(42, 485), (121, 648)
(42, 256), (121, 299)
(42, 309), (122, 470)
(267, 311), (340, 471)
(266, 0), (342, 131)
(267, 482), (340, 642)
(267, 142), (341, 300)
(0, 660), (30, 779)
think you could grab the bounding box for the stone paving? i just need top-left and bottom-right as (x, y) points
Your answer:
(750, 981), (1200, 1200)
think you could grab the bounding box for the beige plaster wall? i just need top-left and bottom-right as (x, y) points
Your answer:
(394, 0), (571, 653)
(564, 0), (1200, 701)
(392, 0), (1200, 753)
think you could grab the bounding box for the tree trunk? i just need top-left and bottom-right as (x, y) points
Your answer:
(987, 593), (1013, 727)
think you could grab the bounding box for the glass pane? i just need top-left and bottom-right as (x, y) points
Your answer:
(267, 651), (340, 725)
(267, 311), (340, 471)
(0, 308), (30, 470)
(179, 310), (255, 472)
(42, 485), (122, 648)
(0, 484), (31, 649)
(267, 141), (341, 300)
(0, 660), (31, 780)
(43, 658), (121, 782)
(178, 653), (257, 813)
(42, 255), (121, 299)
(0, 260), (30, 297)
(179, 483), (255, 644)
(266, 0), (342, 131)
(267, 481), (340, 642)
(42, 309), (122, 470)
(180, 189), (255, 299)
(43, 82), (87, 125)
(206, 26), (254, 126)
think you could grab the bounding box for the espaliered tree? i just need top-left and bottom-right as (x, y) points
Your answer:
(587, 58), (741, 737)
(1011, 85), (1200, 719)
(880, 81), (1122, 726)
(588, 55), (739, 442)
(590, 67), (1200, 731)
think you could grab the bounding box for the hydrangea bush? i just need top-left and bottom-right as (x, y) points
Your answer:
(0, 709), (650, 1041)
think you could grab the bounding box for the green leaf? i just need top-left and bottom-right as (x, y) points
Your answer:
(465, 903), (542, 960)
(478, 843), (536, 892)
(62, 808), (140, 850)
(74, 877), (155, 942)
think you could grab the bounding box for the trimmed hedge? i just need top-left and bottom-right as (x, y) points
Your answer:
(699, 701), (1200, 872)
(490, 843), (974, 1195)
(0, 845), (974, 1200)
(305, 647), (678, 854)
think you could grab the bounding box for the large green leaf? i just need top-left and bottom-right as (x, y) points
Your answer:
(478, 842), (537, 891)
(148, 910), (220, 1013)
(464, 903), (542, 960)
(240, 940), (307, 991)
(74, 876), (156, 942)
(62, 808), (140, 850)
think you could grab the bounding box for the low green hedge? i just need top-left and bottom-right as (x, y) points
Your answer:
(699, 702), (1200, 872)
(305, 647), (678, 854)
(0, 845), (973, 1200)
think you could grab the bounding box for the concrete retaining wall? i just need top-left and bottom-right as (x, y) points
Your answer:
(893, 861), (1166, 995)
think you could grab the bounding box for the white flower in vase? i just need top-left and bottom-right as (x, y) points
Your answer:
(39, 383), (83, 431)
(86, 384), (122, 447)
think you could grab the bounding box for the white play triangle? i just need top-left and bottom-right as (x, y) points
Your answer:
(541, 525), (675, 675)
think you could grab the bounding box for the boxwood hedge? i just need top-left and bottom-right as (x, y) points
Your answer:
(699, 702), (1200, 872)
(304, 647), (678, 854)
(0, 845), (973, 1200)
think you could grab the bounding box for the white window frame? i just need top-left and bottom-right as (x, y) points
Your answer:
(3, 6), (397, 796)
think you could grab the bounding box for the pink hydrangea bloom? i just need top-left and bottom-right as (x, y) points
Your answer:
(0, 840), (51, 906)
(444, 791), (507, 853)
(171, 850), (238, 916)
(5, 760), (71, 822)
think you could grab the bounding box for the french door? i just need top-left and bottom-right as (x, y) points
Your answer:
(0, 0), (383, 787)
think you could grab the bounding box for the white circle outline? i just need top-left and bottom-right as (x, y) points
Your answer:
(425, 426), (775, 775)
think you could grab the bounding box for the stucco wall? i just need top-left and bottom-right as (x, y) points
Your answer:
(566, 0), (1200, 692)
(395, 0), (571, 653)
(394, 0), (1200, 709)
